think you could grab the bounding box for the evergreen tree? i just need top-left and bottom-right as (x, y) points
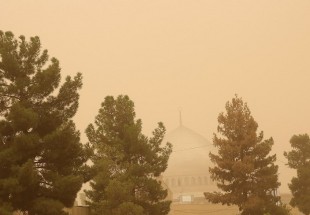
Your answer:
(85, 95), (172, 215)
(284, 134), (310, 215)
(0, 31), (90, 215)
(204, 95), (289, 215)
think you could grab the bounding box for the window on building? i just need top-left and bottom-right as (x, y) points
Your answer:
(171, 178), (175, 187)
(191, 177), (196, 185)
(184, 177), (189, 186)
(198, 177), (202, 185)
(165, 179), (169, 186)
(204, 176), (208, 185)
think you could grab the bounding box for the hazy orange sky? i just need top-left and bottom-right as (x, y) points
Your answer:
(2, 0), (310, 193)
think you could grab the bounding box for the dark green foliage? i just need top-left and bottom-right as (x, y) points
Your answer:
(0, 31), (91, 215)
(284, 134), (310, 215)
(85, 95), (172, 215)
(0, 202), (13, 215)
(204, 95), (289, 215)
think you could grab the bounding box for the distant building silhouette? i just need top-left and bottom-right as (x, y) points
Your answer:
(162, 119), (217, 201)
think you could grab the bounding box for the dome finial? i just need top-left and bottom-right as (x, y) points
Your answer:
(178, 107), (183, 127)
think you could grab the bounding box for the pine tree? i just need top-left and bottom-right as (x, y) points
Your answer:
(204, 95), (289, 215)
(284, 134), (310, 215)
(0, 31), (90, 215)
(85, 95), (172, 215)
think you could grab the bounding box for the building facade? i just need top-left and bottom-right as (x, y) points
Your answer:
(162, 123), (217, 201)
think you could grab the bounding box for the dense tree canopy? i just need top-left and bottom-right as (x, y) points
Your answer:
(284, 134), (310, 215)
(85, 95), (172, 215)
(0, 31), (90, 215)
(204, 95), (289, 215)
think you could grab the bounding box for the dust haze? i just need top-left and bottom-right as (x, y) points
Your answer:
(2, 0), (310, 193)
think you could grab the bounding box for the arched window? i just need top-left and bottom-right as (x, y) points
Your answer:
(171, 178), (175, 187)
(178, 178), (182, 186)
(165, 179), (169, 187)
(184, 177), (189, 186)
(198, 177), (202, 185)
(191, 177), (196, 185)
(204, 176), (208, 185)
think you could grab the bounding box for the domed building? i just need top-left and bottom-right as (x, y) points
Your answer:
(162, 118), (217, 201)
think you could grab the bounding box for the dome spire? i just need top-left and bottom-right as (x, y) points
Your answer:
(179, 107), (183, 127)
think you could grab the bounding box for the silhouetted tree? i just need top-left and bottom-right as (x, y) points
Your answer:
(0, 31), (90, 215)
(85, 95), (172, 215)
(284, 134), (310, 215)
(204, 95), (289, 215)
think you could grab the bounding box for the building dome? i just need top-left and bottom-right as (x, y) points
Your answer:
(162, 124), (217, 200)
